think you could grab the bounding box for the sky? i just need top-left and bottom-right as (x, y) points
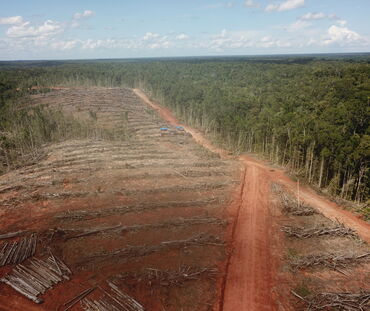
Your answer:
(0, 0), (369, 60)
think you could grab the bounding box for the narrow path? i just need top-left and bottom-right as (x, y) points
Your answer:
(222, 162), (279, 311)
(133, 89), (370, 310)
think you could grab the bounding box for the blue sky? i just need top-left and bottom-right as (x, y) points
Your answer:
(0, 0), (369, 60)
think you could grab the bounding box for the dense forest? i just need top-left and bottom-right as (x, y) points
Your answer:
(0, 55), (369, 206)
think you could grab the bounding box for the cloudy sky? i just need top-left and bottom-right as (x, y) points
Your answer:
(0, 0), (369, 60)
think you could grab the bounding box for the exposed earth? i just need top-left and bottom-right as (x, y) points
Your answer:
(0, 87), (369, 311)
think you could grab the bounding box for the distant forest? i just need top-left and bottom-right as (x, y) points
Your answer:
(0, 55), (369, 205)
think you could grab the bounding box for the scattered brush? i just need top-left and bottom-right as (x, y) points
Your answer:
(291, 252), (370, 271)
(64, 217), (227, 240)
(282, 223), (358, 239)
(54, 198), (222, 222)
(116, 265), (218, 287)
(78, 233), (223, 265)
(292, 290), (370, 310)
(271, 182), (317, 216)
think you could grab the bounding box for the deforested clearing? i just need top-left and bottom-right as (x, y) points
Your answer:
(0, 56), (369, 311)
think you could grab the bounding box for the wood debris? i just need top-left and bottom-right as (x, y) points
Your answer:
(292, 291), (370, 310)
(282, 224), (358, 239)
(0, 230), (27, 240)
(61, 287), (96, 311)
(291, 252), (370, 270)
(79, 233), (223, 265)
(81, 281), (144, 311)
(54, 198), (221, 222)
(271, 182), (317, 216)
(118, 266), (218, 287)
(64, 217), (227, 240)
(0, 233), (37, 266)
(0, 253), (71, 304)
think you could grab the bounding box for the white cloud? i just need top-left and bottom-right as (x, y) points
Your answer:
(141, 32), (171, 49)
(225, 2), (236, 8)
(323, 25), (362, 45)
(73, 10), (95, 20)
(6, 20), (63, 38)
(300, 12), (326, 20)
(286, 19), (311, 31)
(82, 39), (118, 49)
(206, 28), (292, 51)
(0, 16), (24, 25)
(50, 39), (79, 50)
(143, 32), (160, 41)
(266, 0), (305, 12)
(299, 12), (346, 25)
(176, 33), (190, 40)
(244, 0), (260, 8)
(337, 20), (348, 26)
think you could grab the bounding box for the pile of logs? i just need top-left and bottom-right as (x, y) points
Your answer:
(291, 252), (370, 271)
(271, 182), (317, 216)
(281, 224), (358, 239)
(0, 233), (37, 267)
(81, 281), (144, 311)
(118, 266), (218, 287)
(0, 253), (71, 304)
(292, 291), (370, 310)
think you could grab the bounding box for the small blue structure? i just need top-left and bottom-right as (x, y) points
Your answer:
(160, 127), (169, 131)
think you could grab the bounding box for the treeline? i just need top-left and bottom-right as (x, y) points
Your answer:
(0, 56), (369, 203)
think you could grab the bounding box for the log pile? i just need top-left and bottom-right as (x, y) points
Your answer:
(0, 253), (72, 304)
(282, 224), (358, 239)
(292, 291), (370, 310)
(291, 252), (370, 271)
(0, 233), (37, 266)
(81, 281), (144, 311)
(118, 266), (218, 287)
(271, 182), (317, 216)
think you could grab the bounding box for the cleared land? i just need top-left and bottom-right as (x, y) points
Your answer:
(0, 87), (369, 311)
(0, 87), (240, 311)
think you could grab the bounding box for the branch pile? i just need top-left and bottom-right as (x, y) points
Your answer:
(118, 266), (218, 287)
(79, 233), (223, 265)
(292, 291), (370, 310)
(64, 217), (227, 240)
(282, 224), (358, 239)
(81, 281), (144, 311)
(0, 233), (37, 266)
(291, 252), (370, 270)
(55, 198), (221, 222)
(0, 252), (71, 304)
(271, 182), (317, 216)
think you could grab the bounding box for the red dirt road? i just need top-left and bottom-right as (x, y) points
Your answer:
(134, 89), (370, 311)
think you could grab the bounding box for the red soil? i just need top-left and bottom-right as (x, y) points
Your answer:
(134, 89), (370, 311)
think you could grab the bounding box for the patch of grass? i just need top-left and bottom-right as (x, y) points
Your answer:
(294, 281), (312, 298)
(192, 144), (220, 160)
(287, 248), (299, 259)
